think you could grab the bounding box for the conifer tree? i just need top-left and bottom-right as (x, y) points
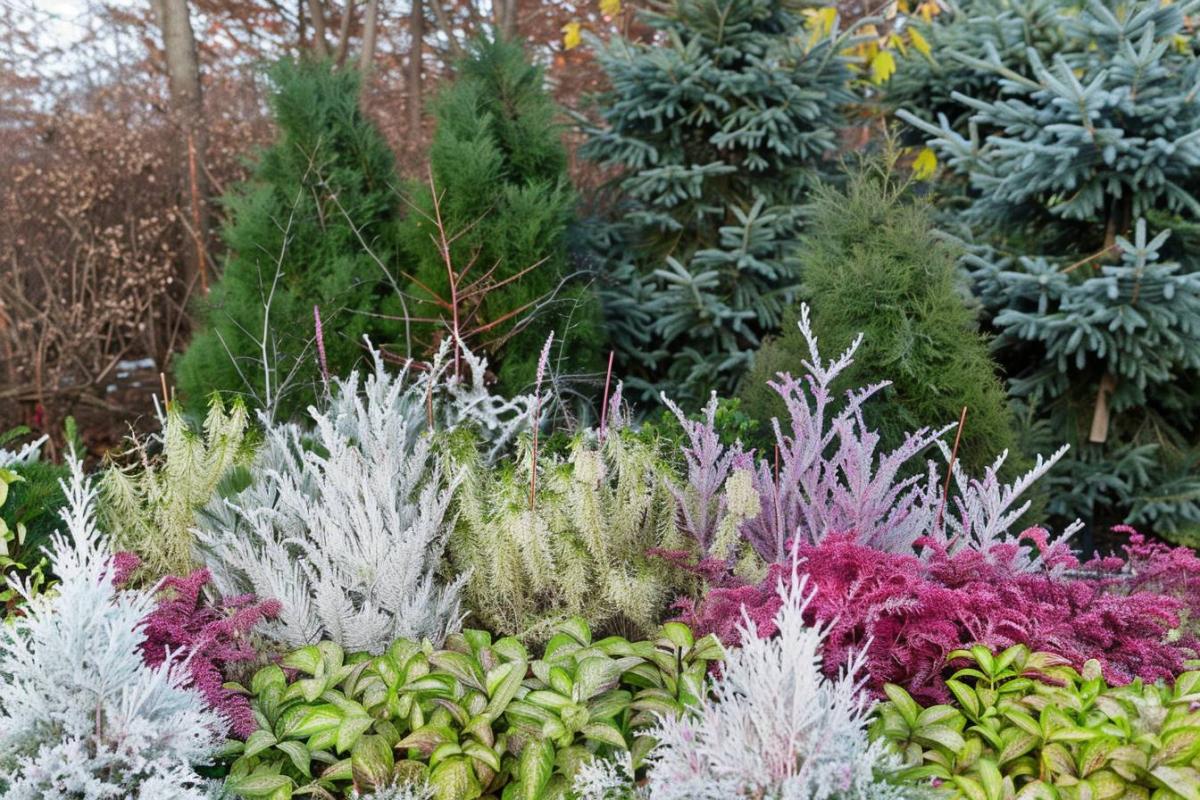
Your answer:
(887, 0), (1068, 131)
(740, 159), (1022, 474)
(399, 37), (604, 395)
(176, 59), (405, 420)
(580, 0), (866, 405)
(898, 0), (1200, 538)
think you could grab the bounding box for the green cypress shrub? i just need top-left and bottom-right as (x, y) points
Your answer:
(175, 59), (405, 420)
(897, 0), (1200, 537)
(579, 0), (866, 406)
(740, 160), (1021, 475)
(398, 37), (604, 395)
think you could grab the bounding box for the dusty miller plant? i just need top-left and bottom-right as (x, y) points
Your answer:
(675, 306), (1076, 567)
(0, 455), (224, 799)
(100, 395), (255, 580)
(196, 348), (465, 654)
(643, 568), (920, 800)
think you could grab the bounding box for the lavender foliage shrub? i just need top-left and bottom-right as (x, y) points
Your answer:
(669, 305), (1076, 566)
(0, 457), (223, 799)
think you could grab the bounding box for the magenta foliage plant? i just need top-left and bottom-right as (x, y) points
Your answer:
(679, 532), (1200, 704)
(129, 557), (281, 738)
(666, 305), (1074, 566)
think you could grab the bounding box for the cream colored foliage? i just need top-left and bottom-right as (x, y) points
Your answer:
(100, 396), (252, 580)
(450, 431), (682, 644)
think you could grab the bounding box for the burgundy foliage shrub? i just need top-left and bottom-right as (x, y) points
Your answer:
(678, 531), (1200, 704)
(123, 556), (280, 738)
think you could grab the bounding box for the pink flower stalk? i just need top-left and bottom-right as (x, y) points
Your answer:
(314, 304), (330, 390)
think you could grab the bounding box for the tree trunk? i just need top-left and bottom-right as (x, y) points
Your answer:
(427, 0), (466, 59)
(493, 0), (517, 39)
(306, 0), (330, 58)
(407, 0), (425, 131)
(150, 0), (211, 293)
(359, 0), (380, 72)
(333, 0), (356, 66)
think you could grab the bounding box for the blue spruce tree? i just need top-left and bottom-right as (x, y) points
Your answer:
(898, 0), (1200, 541)
(579, 0), (868, 405)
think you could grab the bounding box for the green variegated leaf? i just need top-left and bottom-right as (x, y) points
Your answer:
(244, 729), (279, 759)
(398, 724), (458, 758)
(351, 735), (394, 790)
(518, 738), (555, 800)
(282, 646), (323, 676)
(335, 713), (373, 754)
(582, 720), (627, 749)
(289, 705), (343, 739)
(275, 740), (313, 778)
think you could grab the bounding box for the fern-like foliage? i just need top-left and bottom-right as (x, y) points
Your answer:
(196, 349), (465, 654)
(644, 570), (920, 800)
(100, 396), (254, 581)
(449, 414), (684, 643)
(0, 456), (224, 799)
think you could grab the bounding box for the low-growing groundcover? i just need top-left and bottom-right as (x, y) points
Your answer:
(874, 646), (1200, 799)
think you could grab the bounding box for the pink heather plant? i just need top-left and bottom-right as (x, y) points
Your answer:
(679, 531), (1200, 704)
(129, 558), (280, 738)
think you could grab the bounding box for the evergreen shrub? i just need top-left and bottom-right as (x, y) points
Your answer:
(399, 37), (604, 395)
(740, 160), (1022, 475)
(580, 0), (866, 405)
(176, 59), (406, 420)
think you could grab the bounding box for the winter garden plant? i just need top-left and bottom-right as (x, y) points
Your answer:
(873, 645), (1200, 800)
(670, 305), (1075, 567)
(224, 617), (721, 800)
(448, 394), (687, 643)
(0, 456), (224, 799)
(897, 0), (1200, 535)
(643, 567), (920, 800)
(682, 531), (1200, 705)
(100, 394), (256, 581)
(196, 347), (465, 654)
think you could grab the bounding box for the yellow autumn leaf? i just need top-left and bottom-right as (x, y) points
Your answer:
(600, 0), (621, 17)
(912, 147), (938, 180)
(804, 6), (838, 37)
(871, 50), (897, 84)
(909, 26), (932, 58)
(563, 21), (582, 50)
(916, 0), (940, 21)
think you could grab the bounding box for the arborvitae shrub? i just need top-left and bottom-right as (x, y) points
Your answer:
(580, 0), (864, 406)
(399, 37), (604, 395)
(740, 162), (1021, 474)
(176, 59), (405, 420)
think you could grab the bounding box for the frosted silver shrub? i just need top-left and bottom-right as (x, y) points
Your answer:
(645, 568), (922, 800)
(0, 456), (223, 799)
(196, 350), (465, 654)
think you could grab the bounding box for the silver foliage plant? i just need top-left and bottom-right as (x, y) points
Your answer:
(0, 434), (47, 467)
(643, 569), (922, 800)
(672, 305), (1075, 567)
(0, 456), (224, 799)
(196, 346), (469, 654)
